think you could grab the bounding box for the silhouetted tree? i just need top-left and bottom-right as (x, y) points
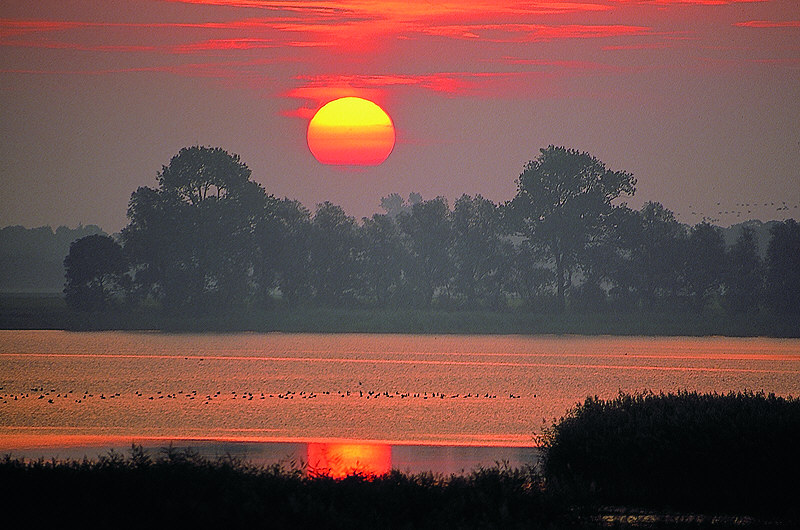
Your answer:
(575, 207), (629, 311)
(451, 194), (506, 308)
(253, 196), (309, 307)
(379, 192), (422, 220)
(121, 146), (267, 311)
(724, 226), (763, 314)
(397, 197), (453, 307)
(506, 146), (636, 311)
(157, 145), (251, 205)
(63, 234), (126, 311)
(360, 213), (406, 306)
(266, 198), (312, 307)
(765, 219), (800, 314)
(308, 202), (360, 306)
(506, 240), (554, 309)
(610, 202), (687, 309)
(1, 224), (105, 293)
(684, 222), (726, 312)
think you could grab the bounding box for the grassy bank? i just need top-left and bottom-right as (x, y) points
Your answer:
(2, 294), (799, 336)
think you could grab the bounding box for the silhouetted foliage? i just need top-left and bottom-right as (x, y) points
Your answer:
(63, 234), (127, 311)
(157, 145), (251, 205)
(684, 222), (726, 312)
(542, 391), (800, 518)
(272, 199), (313, 306)
(0, 448), (566, 529)
(360, 213), (407, 306)
(1, 224), (105, 293)
(451, 194), (508, 308)
(506, 241), (554, 310)
(121, 146), (268, 311)
(609, 202), (687, 309)
(397, 197), (454, 307)
(724, 226), (763, 313)
(765, 219), (800, 314)
(309, 202), (360, 306)
(507, 146), (636, 311)
(253, 197), (309, 307)
(3, 400), (797, 526)
(379, 191), (422, 220)
(5, 143), (787, 320)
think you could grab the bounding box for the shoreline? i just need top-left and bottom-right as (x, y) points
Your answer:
(0, 433), (540, 451)
(0, 436), (542, 477)
(2, 295), (799, 337)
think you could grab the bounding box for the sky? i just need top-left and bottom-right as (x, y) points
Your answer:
(1, 0), (798, 232)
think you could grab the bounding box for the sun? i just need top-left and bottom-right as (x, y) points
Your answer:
(307, 97), (395, 166)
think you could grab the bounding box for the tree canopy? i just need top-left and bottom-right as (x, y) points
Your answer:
(121, 146), (268, 311)
(507, 146), (636, 310)
(63, 234), (126, 311)
(51, 144), (798, 319)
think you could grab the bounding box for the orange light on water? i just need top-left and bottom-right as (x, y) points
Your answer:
(307, 442), (392, 478)
(306, 97), (395, 166)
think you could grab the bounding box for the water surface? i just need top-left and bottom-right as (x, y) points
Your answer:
(1, 331), (797, 470)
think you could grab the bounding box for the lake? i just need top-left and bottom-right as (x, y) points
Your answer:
(1, 331), (798, 475)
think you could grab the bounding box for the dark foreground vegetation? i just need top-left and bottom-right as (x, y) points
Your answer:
(2, 392), (797, 528)
(542, 391), (800, 521)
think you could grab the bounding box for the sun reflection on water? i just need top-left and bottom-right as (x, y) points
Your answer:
(306, 442), (391, 478)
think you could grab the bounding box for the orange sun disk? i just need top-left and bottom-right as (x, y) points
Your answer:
(307, 97), (395, 166)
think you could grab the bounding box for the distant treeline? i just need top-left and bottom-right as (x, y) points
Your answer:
(47, 145), (800, 316)
(0, 224), (106, 293)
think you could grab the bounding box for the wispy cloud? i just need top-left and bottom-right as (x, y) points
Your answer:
(2, 0), (791, 108)
(612, 0), (766, 5)
(284, 70), (561, 110)
(733, 20), (800, 28)
(420, 23), (653, 42)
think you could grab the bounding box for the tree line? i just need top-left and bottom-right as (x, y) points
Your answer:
(64, 145), (800, 315)
(0, 224), (105, 293)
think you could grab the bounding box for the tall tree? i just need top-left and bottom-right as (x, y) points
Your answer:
(765, 219), (800, 314)
(610, 202), (687, 309)
(397, 197), (453, 307)
(724, 226), (763, 314)
(684, 222), (726, 312)
(451, 194), (505, 308)
(360, 213), (406, 306)
(507, 146), (636, 311)
(63, 234), (127, 311)
(253, 197), (308, 307)
(121, 146), (267, 310)
(506, 239), (553, 309)
(157, 146), (251, 205)
(308, 202), (360, 306)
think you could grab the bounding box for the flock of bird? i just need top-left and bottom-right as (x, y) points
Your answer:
(0, 386), (525, 405)
(687, 201), (798, 223)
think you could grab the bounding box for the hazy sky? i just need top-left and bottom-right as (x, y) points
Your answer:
(1, 0), (798, 232)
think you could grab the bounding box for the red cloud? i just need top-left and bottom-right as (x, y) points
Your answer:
(422, 23), (652, 42)
(612, 0), (765, 4)
(284, 71), (560, 113)
(733, 20), (800, 28)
